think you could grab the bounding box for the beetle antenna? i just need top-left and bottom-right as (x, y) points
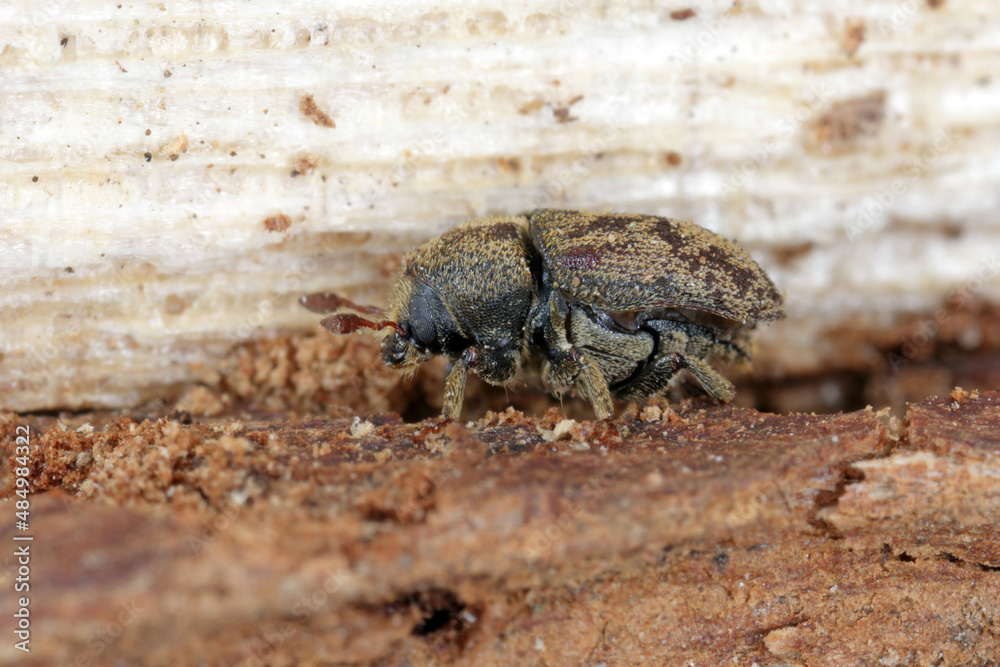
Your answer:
(320, 314), (400, 335)
(300, 292), (385, 316)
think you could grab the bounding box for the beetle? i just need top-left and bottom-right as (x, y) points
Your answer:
(302, 209), (785, 421)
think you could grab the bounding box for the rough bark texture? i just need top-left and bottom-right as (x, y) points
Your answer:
(2, 389), (998, 666)
(4, 1), (1000, 414)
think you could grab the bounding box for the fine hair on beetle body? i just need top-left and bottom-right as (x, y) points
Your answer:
(302, 209), (785, 422)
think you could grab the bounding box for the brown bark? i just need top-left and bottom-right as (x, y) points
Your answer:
(1, 390), (998, 665)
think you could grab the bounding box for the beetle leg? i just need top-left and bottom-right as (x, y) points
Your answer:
(576, 353), (615, 419)
(543, 355), (577, 390)
(535, 294), (614, 418)
(565, 307), (653, 386)
(442, 357), (469, 420)
(682, 356), (736, 402)
(537, 294), (576, 388)
(544, 348), (614, 420)
(545, 292), (573, 350)
(610, 319), (742, 402)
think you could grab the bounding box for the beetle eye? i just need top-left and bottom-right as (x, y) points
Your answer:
(409, 294), (437, 346)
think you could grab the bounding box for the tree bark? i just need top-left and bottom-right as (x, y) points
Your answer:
(2, 389), (998, 665)
(3, 2), (1000, 413)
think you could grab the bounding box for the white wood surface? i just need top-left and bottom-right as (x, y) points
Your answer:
(2, 1), (999, 411)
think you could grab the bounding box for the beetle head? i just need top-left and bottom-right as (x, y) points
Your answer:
(381, 271), (524, 385)
(379, 324), (432, 369)
(379, 274), (463, 371)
